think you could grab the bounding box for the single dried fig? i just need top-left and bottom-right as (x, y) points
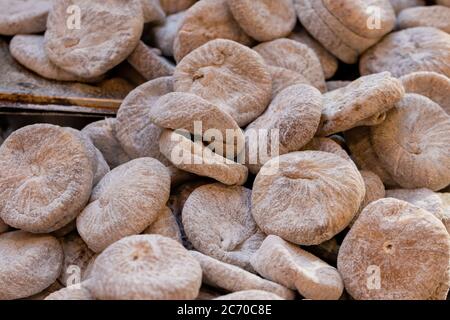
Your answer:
(182, 183), (265, 272)
(227, 0), (296, 42)
(253, 38), (326, 93)
(318, 72), (405, 136)
(360, 27), (450, 78)
(143, 206), (182, 244)
(159, 129), (248, 185)
(251, 235), (344, 300)
(173, 0), (252, 63)
(252, 151), (365, 245)
(151, 11), (186, 57)
(160, 0), (197, 14)
(0, 124), (94, 233)
(338, 198), (450, 300)
(397, 5), (450, 33)
(141, 0), (166, 23)
(268, 66), (311, 98)
(301, 137), (351, 161)
(389, 0), (425, 14)
(127, 41), (175, 80)
(77, 158), (171, 252)
(82, 119), (130, 169)
(370, 94), (450, 191)
(215, 290), (284, 300)
(174, 39), (272, 127)
(289, 28), (338, 80)
(400, 71), (450, 115)
(190, 250), (295, 300)
(45, 0), (144, 78)
(59, 232), (95, 287)
(89, 235), (202, 300)
(0, 231), (63, 300)
(244, 84), (323, 174)
(0, 0), (51, 35)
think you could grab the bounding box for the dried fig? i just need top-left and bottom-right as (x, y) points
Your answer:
(143, 206), (182, 244)
(400, 71), (450, 115)
(252, 151), (365, 245)
(160, 0), (197, 14)
(89, 235), (202, 300)
(173, 0), (252, 63)
(244, 84), (323, 174)
(159, 129), (248, 185)
(268, 66), (311, 98)
(77, 158), (171, 252)
(253, 39), (326, 93)
(389, 0), (425, 14)
(370, 94), (450, 191)
(397, 6), (450, 33)
(318, 72), (405, 136)
(190, 250), (295, 300)
(0, 124), (94, 233)
(251, 235), (344, 300)
(141, 0), (166, 23)
(227, 0), (296, 42)
(0, 0), (51, 35)
(45, 0), (144, 78)
(151, 11), (186, 57)
(127, 41), (175, 80)
(360, 27), (450, 78)
(174, 39), (272, 127)
(301, 137), (351, 161)
(338, 198), (450, 300)
(0, 231), (63, 300)
(182, 183), (265, 272)
(326, 81), (351, 92)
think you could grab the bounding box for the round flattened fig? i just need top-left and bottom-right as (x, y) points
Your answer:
(89, 235), (202, 300)
(252, 151), (365, 245)
(244, 84), (323, 174)
(318, 72), (405, 136)
(397, 6), (450, 33)
(77, 158), (171, 253)
(174, 39), (272, 127)
(326, 81), (351, 92)
(116, 77), (173, 160)
(9, 35), (99, 82)
(351, 170), (386, 226)
(160, 0), (196, 14)
(59, 232), (95, 287)
(182, 183), (265, 272)
(44, 0), (144, 78)
(251, 235), (344, 300)
(360, 27), (450, 78)
(45, 285), (94, 300)
(289, 28), (338, 80)
(344, 126), (397, 187)
(370, 94), (450, 191)
(82, 119), (130, 169)
(127, 41), (175, 81)
(0, 124), (94, 233)
(294, 0), (359, 64)
(268, 66), (311, 98)
(0, 231), (63, 300)
(322, 0), (395, 39)
(337, 198), (450, 300)
(190, 251), (295, 299)
(253, 39), (326, 93)
(150, 92), (244, 158)
(173, 0), (253, 63)
(400, 72), (450, 116)
(214, 290), (284, 300)
(389, 0), (425, 14)
(159, 130), (248, 186)
(0, 0), (51, 35)
(302, 137), (351, 161)
(151, 11), (186, 57)
(77, 158), (170, 252)
(143, 206), (182, 244)
(227, 0), (296, 42)
(386, 188), (446, 223)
